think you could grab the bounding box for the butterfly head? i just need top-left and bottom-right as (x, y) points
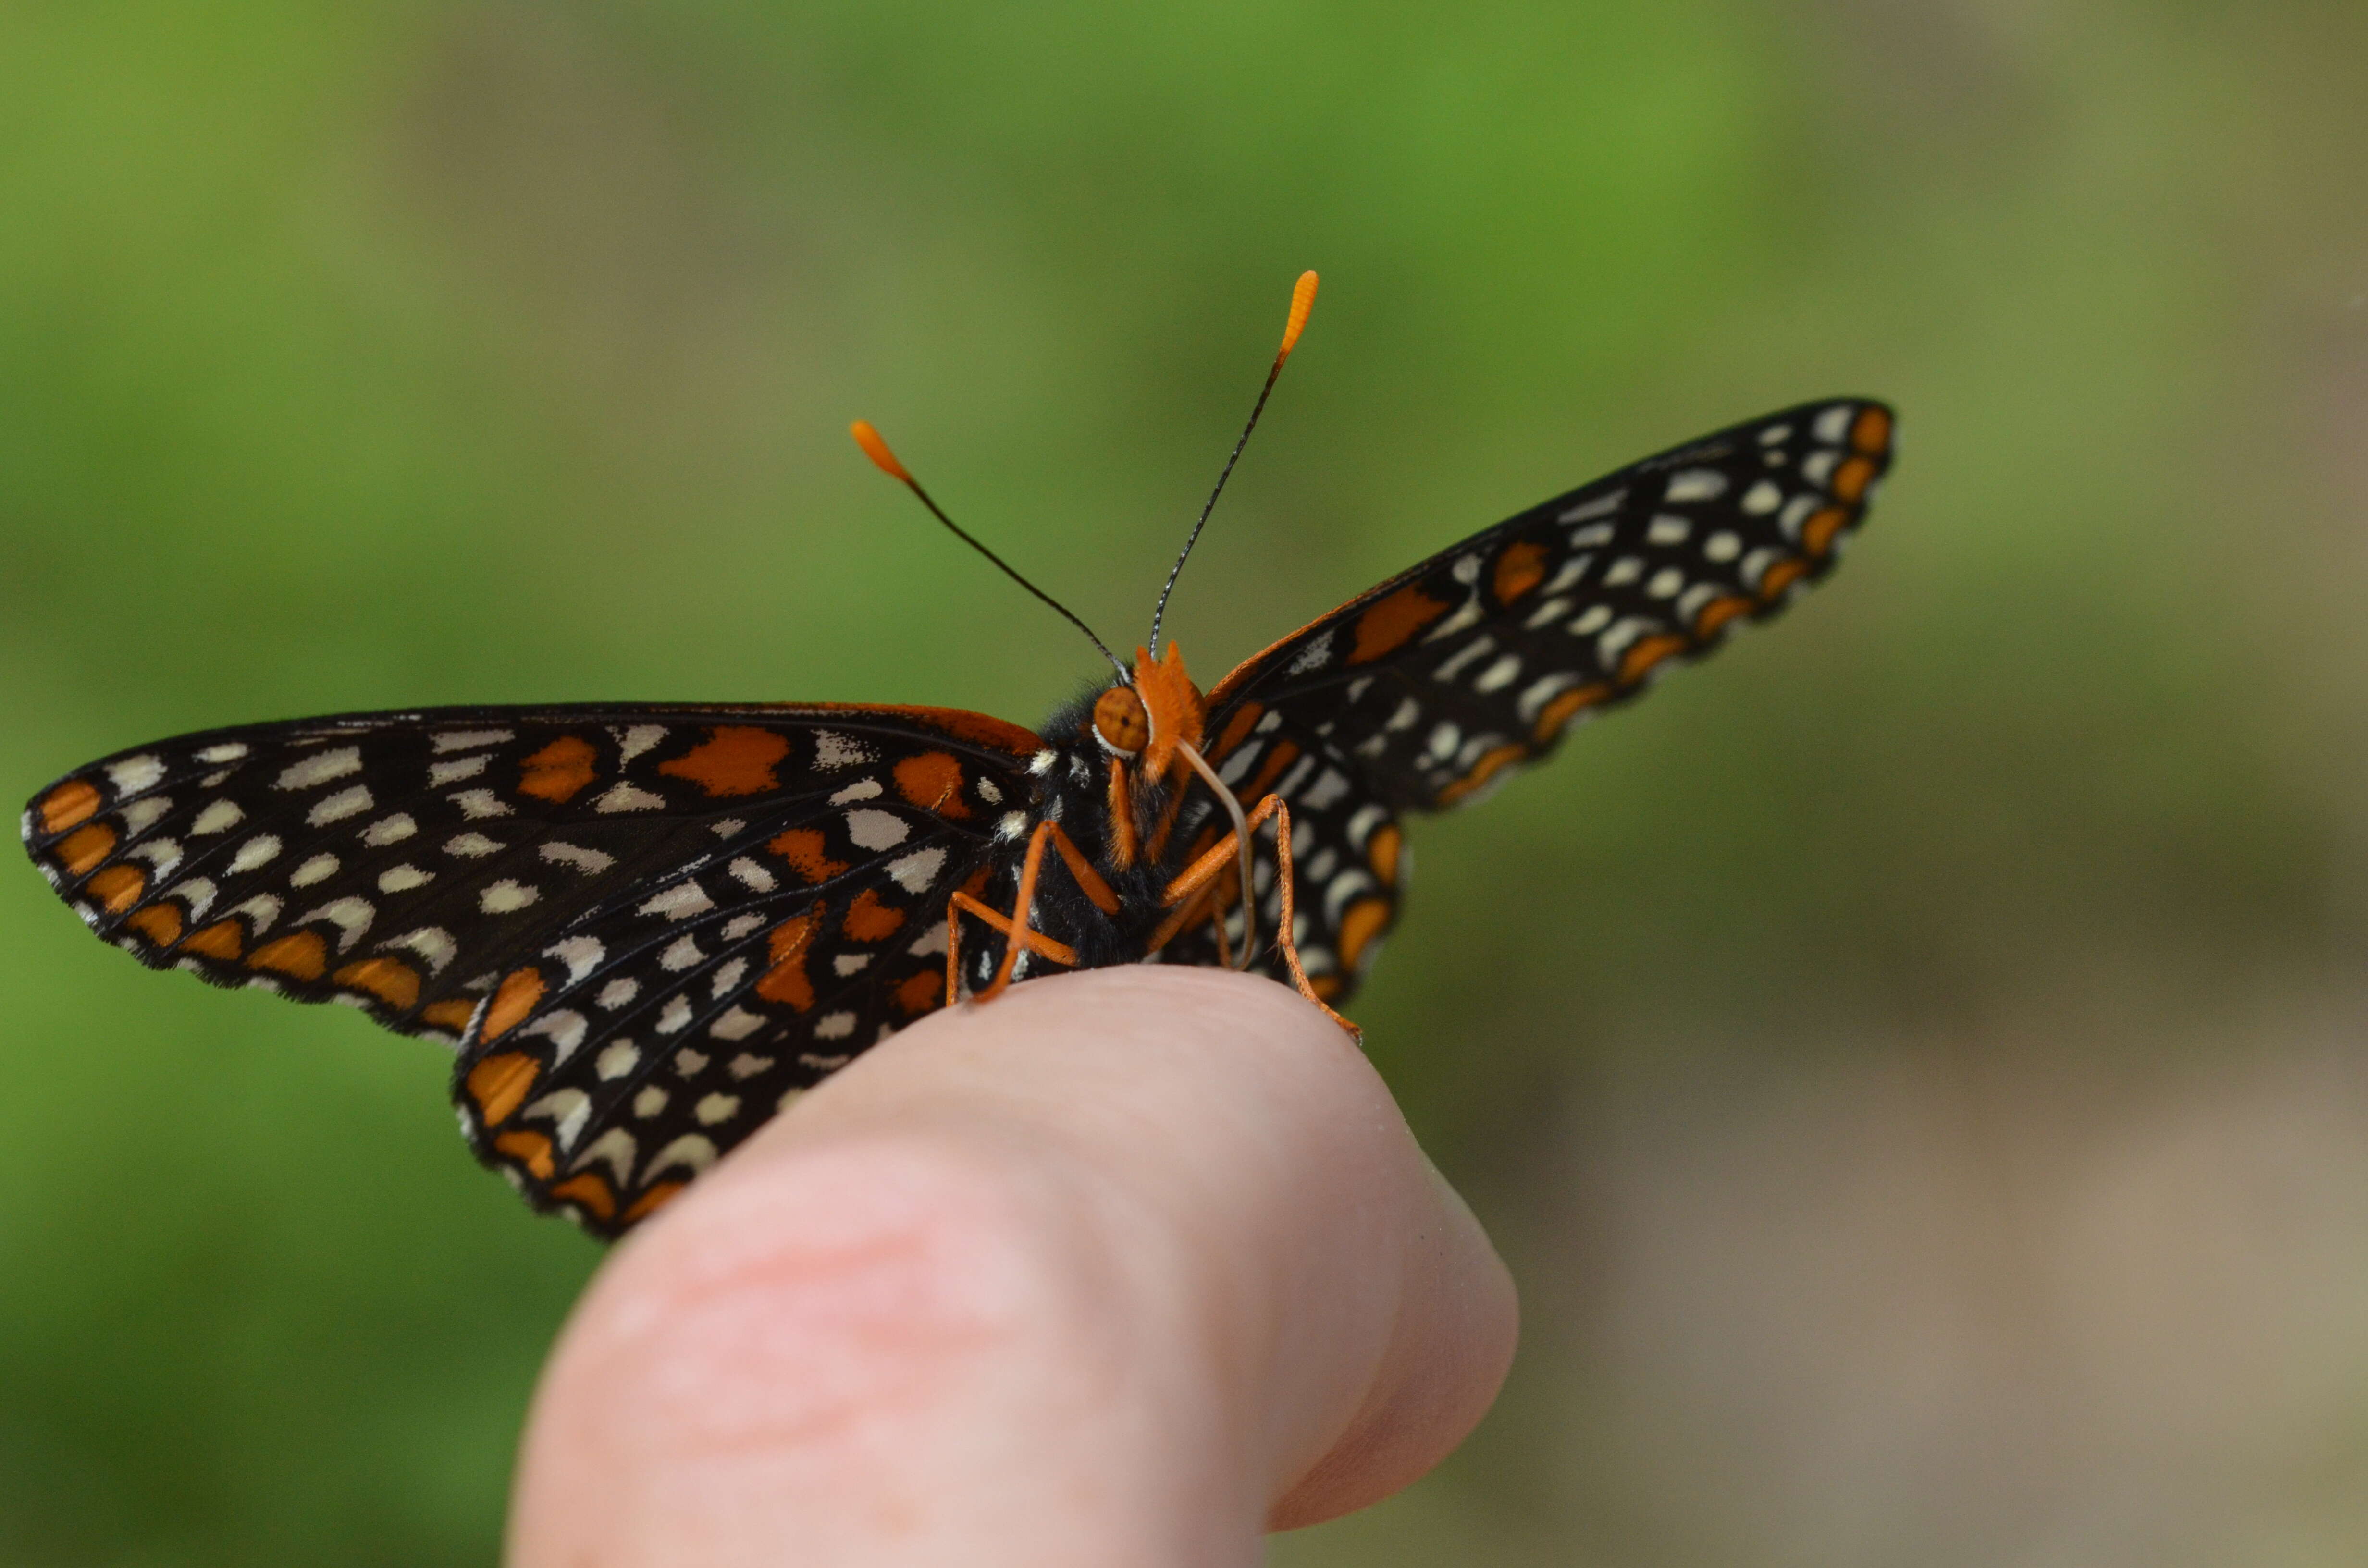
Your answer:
(1092, 643), (1204, 784)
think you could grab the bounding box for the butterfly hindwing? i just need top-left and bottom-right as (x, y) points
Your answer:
(22, 702), (1038, 1233)
(1203, 398), (1894, 813)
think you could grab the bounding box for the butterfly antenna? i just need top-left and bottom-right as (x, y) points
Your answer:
(851, 420), (1130, 679)
(1147, 270), (1319, 658)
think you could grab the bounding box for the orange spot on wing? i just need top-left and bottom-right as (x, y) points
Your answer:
(1618, 634), (1689, 685)
(466, 1052), (539, 1127)
(39, 779), (101, 834)
(181, 920), (244, 960)
(86, 864), (146, 913)
(57, 822), (117, 876)
(1830, 456), (1875, 504)
(334, 956), (421, 1010)
(126, 902), (183, 946)
(1309, 974), (1344, 1001)
(623, 1180), (686, 1225)
(517, 735), (597, 803)
(422, 999), (478, 1031)
(1492, 540), (1548, 604)
(1533, 683), (1609, 743)
(1801, 507), (1850, 557)
(1350, 585), (1451, 664)
(493, 1129), (556, 1181)
(247, 930), (326, 980)
(1209, 702), (1263, 762)
(894, 969), (944, 1016)
(1694, 595), (1755, 637)
(1757, 558), (1811, 601)
(660, 726), (791, 797)
(1241, 740), (1301, 806)
(755, 911), (818, 1011)
(769, 828), (848, 884)
(1337, 897), (1392, 972)
(1366, 824), (1402, 886)
(1436, 744), (1526, 805)
(1851, 405), (1891, 455)
(841, 888), (906, 941)
(482, 968), (545, 1041)
(548, 1172), (616, 1221)
(893, 752), (970, 818)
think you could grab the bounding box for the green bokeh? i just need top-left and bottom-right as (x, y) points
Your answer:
(5, 3), (2365, 1563)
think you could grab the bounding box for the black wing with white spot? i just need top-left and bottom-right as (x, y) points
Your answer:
(1201, 398), (1894, 814)
(22, 703), (1039, 1233)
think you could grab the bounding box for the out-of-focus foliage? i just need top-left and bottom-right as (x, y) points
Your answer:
(4, 3), (2364, 1563)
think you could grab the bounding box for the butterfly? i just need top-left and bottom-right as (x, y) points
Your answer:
(21, 273), (1893, 1237)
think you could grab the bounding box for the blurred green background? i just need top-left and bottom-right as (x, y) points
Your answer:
(5, 2), (2366, 1562)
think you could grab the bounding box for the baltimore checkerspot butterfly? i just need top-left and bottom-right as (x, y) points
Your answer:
(23, 273), (1894, 1237)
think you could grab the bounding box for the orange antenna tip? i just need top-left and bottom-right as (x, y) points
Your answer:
(1277, 270), (1319, 362)
(850, 419), (911, 483)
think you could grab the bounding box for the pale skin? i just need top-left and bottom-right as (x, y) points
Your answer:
(508, 965), (1519, 1566)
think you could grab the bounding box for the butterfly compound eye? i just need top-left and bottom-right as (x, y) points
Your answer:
(1092, 686), (1150, 758)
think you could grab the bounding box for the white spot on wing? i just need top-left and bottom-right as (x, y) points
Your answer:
(813, 731), (875, 770)
(544, 935), (604, 984)
(108, 754), (167, 794)
(386, 926), (456, 973)
(120, 796), (173, 834)
(1473, 653), (1524, 693)
(813, 1011), (857, 1041)
(450, 789), (512, 820)
(361, 813), (416, 846)
(646, 1134), (718, 1179)
(307, 786), (372, 826)
(845, 809), (909, 850)
(594, 783), (664, 813)
(728, 857), (776, 892)
(829, 778), (884, 805)
(195, 743), (248, 764)
(1663, 468), (1727, 503)
(1286, 629), (1336, 675)
(229, 835), (282, 874)
(1647, 515), (1691, 546)
(190, 799), (244, 836)
(597, 979), (640, 1011)
(640, 881), (714, 922)
(276, 747), (360, 791)
(1813, 404), (1853, 443)
(612, 724), (666, 762)
(434, 729), (512, 753)
(378, 864), (432, 893)
(660, 935), (704, 971)
(541, 842), (615, 875)
(290, 854), (338, 887)
(708, 1009), (766, 1042)
(429, 755), (488, 786)
(887, 847), (947, 894)
(598, 1041), (641, 1079)
(445, 833), (503, 858)
(1559, 490), (1625, 524)
(479, 880), (540, 914)
(231, 894), (283, 933)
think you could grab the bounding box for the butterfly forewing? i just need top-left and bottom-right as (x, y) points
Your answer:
(22, 703), (1036, 1232)
(1203, 398), (1893, 812)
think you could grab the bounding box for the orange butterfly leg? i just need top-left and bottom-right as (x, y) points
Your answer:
(1156, 795), (1358, 1041)
(945, 820), (1105, 1005)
